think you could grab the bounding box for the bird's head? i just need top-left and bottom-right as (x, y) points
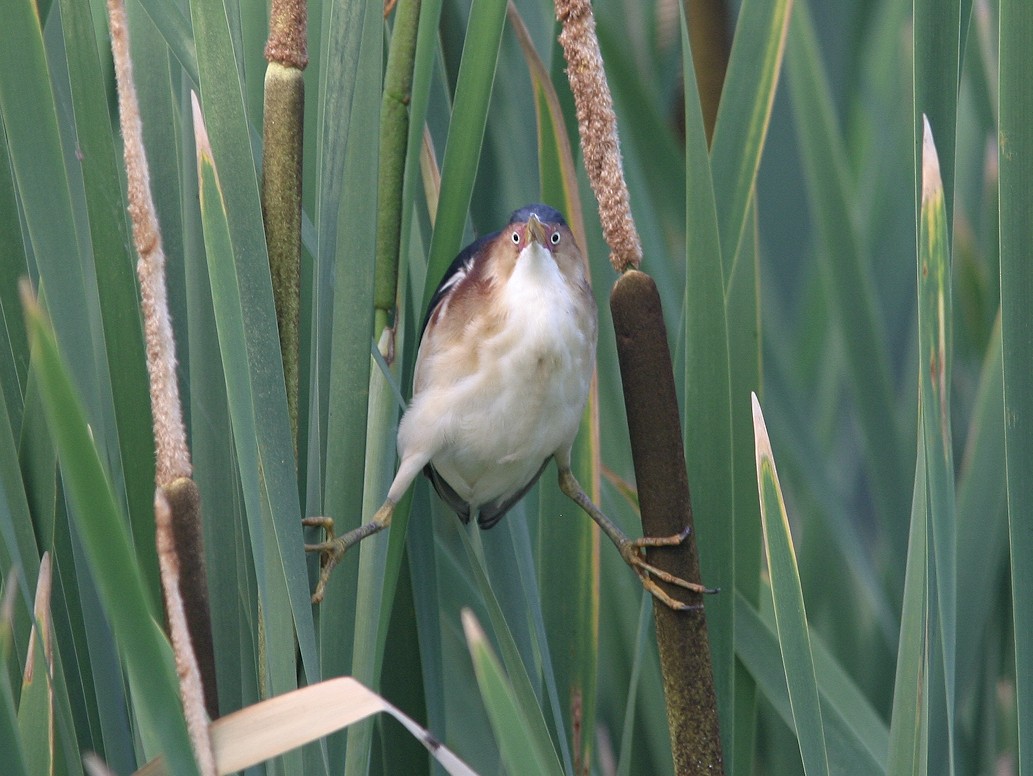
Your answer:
(494, 204), (587, 287)
(418, 204), (595, 367)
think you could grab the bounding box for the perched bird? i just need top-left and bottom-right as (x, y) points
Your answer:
(306, 204), (709, 609)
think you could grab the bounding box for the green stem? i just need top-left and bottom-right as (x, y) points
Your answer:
(375, 0), (422, 346)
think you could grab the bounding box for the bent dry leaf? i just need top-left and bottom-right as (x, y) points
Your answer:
(752, 393), (830, 776)
(134, 677), (476, 776)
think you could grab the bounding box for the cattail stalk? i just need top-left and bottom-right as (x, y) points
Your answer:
(555, 1), (724, 771)
(262, 0), (307, 452)
(107, 0), (219, 729)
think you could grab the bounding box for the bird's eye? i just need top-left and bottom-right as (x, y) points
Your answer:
(511, 231), (520, 244)
(550, 231), (561, 245)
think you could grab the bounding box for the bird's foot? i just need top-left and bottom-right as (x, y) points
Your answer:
(302, 503), (395, 603)
(302, 516), (350, 604)
(618, 526), (719, 611)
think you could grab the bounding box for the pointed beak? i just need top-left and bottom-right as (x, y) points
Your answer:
(526, 213), (546, 245)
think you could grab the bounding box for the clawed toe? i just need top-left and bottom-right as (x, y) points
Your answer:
(301, 504), (396, 604)
(618, 535), (718, 610)
(629, 523), (691, 549)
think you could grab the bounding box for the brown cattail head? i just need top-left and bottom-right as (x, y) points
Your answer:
(265, 0), (309, 69)
(107, 0), (191, 485)
(555, 0), (642, 273)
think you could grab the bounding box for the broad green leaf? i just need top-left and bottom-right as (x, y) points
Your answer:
(752, 393), (830, 776)
(999, 0), (1033, 769)
(190, 93), (311, 776)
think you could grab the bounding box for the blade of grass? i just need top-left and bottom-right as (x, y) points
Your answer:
(955, 317), (1007, 689)
(0, 577), (29, 776)
(999, 0), (1033, 769)
(726, 203), (762, 776)
(751, 394), (830, 776)
(131, 0), (198, 84)
(310, 11), (381, 759)
(710, 0), (792, 275)
(913, 0), (961, 231)
(462, 611), (564, 776)
(63, 0), (161, 611)
(345, 348), (400, 776)
(916, 118), (956, 773)
(0, 376), (40, 624)
(18, 554), (54, 776)
(0, 113), (29, 430)
(456, 522), (565, 774)
(735, 592), (887, 775)
(22, 287), (199, 776)
(421, 0), (507, 313)
(680, 9), (736, 763)
(190, 91), (311, 749)
(187, 0), (319, 690)
(615, 592), (651, 776)
(887, 439), (930, 776)
(785, 0), (908, 550)
(0, 0), (103, 431)
(179, 103), (256, 723)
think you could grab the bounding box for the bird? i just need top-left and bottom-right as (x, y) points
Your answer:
(305, 204), (711, 609)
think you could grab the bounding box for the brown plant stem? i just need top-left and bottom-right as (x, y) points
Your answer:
(555, 0), (725, 769)
(611, 271), (723, 775)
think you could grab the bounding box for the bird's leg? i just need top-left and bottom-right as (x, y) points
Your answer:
(303, 500), (395, 603)
(557, 466), (717, 611)
(303, 452), (429, 603)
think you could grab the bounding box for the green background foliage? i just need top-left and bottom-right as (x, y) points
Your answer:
(0, 0), (1027, 774)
